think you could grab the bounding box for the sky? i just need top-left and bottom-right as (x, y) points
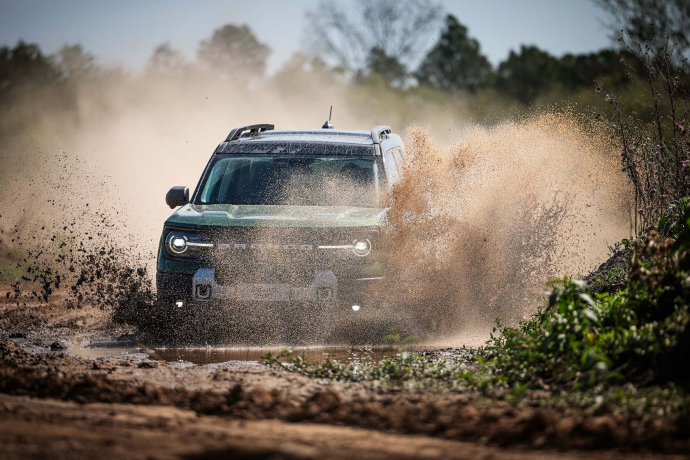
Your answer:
(0, 0), (612, 74)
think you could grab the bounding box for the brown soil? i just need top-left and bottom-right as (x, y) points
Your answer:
(4, 394), (677, 460)
(1, 330), (689, 459)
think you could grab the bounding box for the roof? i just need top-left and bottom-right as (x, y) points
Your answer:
(237, 129), (374, 145)
(215, 139), (375, 156)
(214, 125), (399, 156)
(215, 130), (375, 156)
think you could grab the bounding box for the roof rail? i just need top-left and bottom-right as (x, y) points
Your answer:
(371, 125), (392, 144)
(225, 124), (274, 142)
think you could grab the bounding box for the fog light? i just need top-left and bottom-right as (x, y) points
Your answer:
(352, 305), (361, 311)
(175, 301), (184, 308)
(196, 285), (211, 299)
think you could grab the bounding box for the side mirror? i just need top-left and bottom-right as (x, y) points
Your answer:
(166, 186), (189, 209)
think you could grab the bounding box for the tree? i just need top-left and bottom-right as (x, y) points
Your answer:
(595, 0), (690, 55)
(55, 44), (95, 80)
(148, 43), (188, 78)
(197, 24), (270, 83)
(495, 45), (561, 104)
(558, 49), (632, 92)
(305, 0), (442, 76)
(416, 15), (493, 94)
(0, 41), (61, 103)
(366, 47), (407, 87)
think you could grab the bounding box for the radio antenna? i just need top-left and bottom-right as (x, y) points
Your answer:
(322, 105), (335, 129)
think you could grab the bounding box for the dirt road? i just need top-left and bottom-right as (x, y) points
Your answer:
(4, 393), (680, 460)
(0, 299), (687, 458)
(1, 315), (689, 459)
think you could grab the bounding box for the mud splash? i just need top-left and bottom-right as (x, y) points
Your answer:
(1, 109), (631, 345)
(0, 150), (155, 328)
(382, 110), (630, 341)
(0, 61), (631, 345)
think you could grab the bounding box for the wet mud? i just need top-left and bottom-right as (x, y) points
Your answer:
(1, 335), (689, 457)
(70, 343), (404, 365)
(5, 395), (673, 460)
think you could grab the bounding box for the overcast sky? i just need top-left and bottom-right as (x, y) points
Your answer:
(0, 0), (612, 73)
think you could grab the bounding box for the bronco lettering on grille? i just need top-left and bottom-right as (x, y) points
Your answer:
(218, 243), (314, 250)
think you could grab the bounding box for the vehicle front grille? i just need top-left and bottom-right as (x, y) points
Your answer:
(207, 226), (376, 285)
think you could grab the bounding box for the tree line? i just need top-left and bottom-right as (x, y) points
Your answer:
(0, 0), (687, 110)
(307, 0), (688, 102)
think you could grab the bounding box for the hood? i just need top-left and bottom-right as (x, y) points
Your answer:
(165, 204), (387, 228)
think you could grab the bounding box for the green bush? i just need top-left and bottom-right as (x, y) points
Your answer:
(480, 198), (690, 389)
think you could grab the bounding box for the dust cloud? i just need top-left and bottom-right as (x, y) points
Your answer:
(383, 112), (630, 344)
(0, 65), (631, 344)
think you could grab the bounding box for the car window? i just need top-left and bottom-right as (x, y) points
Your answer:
(197, 155), (380, 207)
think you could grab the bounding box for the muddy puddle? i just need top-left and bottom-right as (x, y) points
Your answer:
(68, 342), (405, 365)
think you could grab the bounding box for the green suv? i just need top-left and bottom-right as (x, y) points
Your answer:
(156, 123), (405, 327)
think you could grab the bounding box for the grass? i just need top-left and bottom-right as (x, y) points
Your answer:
(263, 348), (475, 392)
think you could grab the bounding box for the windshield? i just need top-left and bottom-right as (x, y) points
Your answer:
(196, 155), (381, 207)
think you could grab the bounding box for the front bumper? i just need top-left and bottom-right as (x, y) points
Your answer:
(190, 268), (381, 303)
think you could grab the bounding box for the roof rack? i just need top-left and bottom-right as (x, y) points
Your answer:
(371, 125), (392, 144)
(225, 124), (274, 142)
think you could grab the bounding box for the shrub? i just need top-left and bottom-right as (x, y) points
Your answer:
(596, 29), (690, 233)
(480, 198), (690, 389)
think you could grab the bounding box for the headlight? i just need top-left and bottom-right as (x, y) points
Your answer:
(164, 230), (213, 258)
(352, 238), (371, 256)
(317, 229), (378, 257)
(169, 235), (188, 254)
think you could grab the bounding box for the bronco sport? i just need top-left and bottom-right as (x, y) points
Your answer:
(156, 122), (405, 326)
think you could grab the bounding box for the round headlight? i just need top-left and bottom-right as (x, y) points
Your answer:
(164, 230), (212, 258)
(352, 238), (371, 256)
(167, 234), (188, 254)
